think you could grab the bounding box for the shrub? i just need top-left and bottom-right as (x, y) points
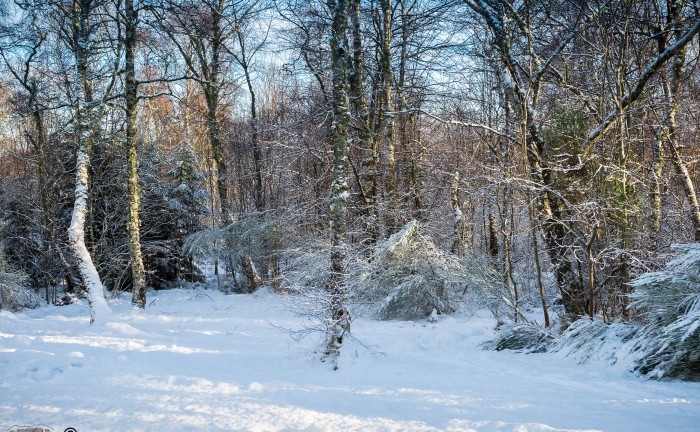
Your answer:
(357, 221), (461, 320)
(482, 323), (553, 353)
(0, 248), (38, 311)
(628, 244), (700, 380)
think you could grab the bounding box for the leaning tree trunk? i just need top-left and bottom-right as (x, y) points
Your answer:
(69, 140), (112, 323)
(326, 0), (351, 366)
(69, 0), (112, 324)
(125, 0), (147, 308)
(663, 42), (700, 241)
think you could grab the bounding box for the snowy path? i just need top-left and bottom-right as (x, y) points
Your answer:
(1, 288), (699, 431)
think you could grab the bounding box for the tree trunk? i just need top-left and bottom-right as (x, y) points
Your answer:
(68, 0), (114, 324)
(451, 172), (465, 255)
(242, 255), (261, 293)
(663, 42), (700, 241)
(378, 0), (397, 235)
(28, 107), (50, 299)
(488, 211), (499, 261)
(125, 0), (146, 308)
(69, 145), (112, 323)
(528, 193), (550, 327)
(586, 225), (598, 319)
(523, 108), (586, 317)
(350, 0), (379, 247)
(206, 89), (230, 224)
(326, 0), (351, 366)
(206, 10), (230, 224)
(236, 29), (264, 213)
(650, 130), (663, 245)
(30, 100), (75, 294)
(398, 0), (425, 219)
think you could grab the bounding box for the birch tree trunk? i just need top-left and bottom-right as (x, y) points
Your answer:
(68, 0), (115, 324)
(70, 144), (112, 323)
(125, 0), (147, 308)
(326, 0), (351, 366)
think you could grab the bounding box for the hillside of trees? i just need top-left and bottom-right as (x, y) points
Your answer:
(1, 0), (700, 373)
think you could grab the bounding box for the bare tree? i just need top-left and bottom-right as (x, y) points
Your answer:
(68, 0), (121, 323)
(325, 0), (351, 366)
(123, 0), (147, 307)
(153, 0), (258, 223)
(462, 0), (700, 318)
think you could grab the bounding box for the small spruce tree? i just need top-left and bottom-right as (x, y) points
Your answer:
(165, 139), (209, 282)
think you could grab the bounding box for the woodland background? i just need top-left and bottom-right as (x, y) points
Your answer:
(1, 0), (700, 367)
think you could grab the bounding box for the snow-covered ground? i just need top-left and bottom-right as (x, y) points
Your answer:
(1, 288), (699, 432)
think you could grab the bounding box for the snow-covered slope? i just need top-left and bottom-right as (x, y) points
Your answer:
(1, 288), (699, 431)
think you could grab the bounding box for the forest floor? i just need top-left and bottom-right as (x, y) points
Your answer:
(1, 287), (699, 432)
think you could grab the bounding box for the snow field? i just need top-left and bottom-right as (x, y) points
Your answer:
(1, 288), (699, 431)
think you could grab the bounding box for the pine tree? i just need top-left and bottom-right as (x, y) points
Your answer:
(166, 139), (209, 281)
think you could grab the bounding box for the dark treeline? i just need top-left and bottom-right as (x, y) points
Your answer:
(1, 0), (700, 336)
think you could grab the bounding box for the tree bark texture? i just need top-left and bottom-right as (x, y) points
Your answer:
(125, 0), (147, 308)
(378, 0), (397, 235)
(68, 0), (117, 324)
(350, 0), (379, 247)
(326, 0), (351, 365)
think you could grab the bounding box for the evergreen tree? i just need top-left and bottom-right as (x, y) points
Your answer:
(165, 139), (209, 281)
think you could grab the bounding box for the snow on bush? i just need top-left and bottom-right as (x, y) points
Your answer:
(459, 253), (520, 324)
(184, 217), (292, 292)
(274, 239), (359, 353)
(0, 248), (38, 311)
(357, 221), (461, 320)
(280, 239), (331, 294)
(481, 323), (553, 353)
(505, 244), (700, 381)
(550, 318), (637, 366)
(627, 243), (700, 380)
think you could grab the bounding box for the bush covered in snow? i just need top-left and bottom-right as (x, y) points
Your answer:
(498, 244), (700, 381)
(460, 254), (522, 325)
(356, 221), (462, 320)
(280, 239), (332, 293)
(0, 248), (38, 311)
(185, 217), (294, 293)
(550, 318), (637, 365)
(481, 323), (553, 353)
(627, 244), (700, 380)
